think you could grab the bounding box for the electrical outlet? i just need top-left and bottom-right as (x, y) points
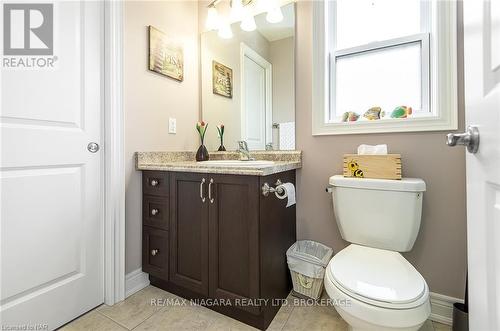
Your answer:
(168, 118), (176, 134)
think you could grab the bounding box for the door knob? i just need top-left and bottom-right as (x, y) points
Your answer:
(87, 142), (100, 153)
(151, 249), (159, 256)
(446, 126), (479, 154)
(151, 208), (159, 216)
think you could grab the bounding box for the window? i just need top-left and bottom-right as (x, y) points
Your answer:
(312, 0), (458, 135)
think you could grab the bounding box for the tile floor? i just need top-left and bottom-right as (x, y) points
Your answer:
(60, 286), (452, 331)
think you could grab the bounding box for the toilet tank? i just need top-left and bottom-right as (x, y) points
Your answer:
(329, 175), (426, 252)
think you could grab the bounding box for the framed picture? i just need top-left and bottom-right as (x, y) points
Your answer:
(148, 26), (183, 81)
(212, 61), (233, 98)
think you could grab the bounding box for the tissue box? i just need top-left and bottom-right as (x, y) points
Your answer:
(343, 154), (402, 180)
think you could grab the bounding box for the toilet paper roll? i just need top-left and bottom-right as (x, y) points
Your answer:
(275, 182), (296, 207)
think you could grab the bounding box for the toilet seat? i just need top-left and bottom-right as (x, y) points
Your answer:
(324, 269), (431, 331)
(327, 244), (428, 309)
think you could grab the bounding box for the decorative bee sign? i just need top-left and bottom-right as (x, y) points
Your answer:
(343, 154), (402, 180)
(348, 160), (364, 178)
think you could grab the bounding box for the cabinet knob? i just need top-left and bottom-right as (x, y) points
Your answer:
(151, 208), (159, 216)
(150, 179), (159, 187)
(151, 249), (159, 256)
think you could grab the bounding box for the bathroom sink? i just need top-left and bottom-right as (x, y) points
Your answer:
(199, 160), (275, 167)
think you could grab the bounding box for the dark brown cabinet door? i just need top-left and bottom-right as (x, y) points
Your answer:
(143, 226), (169, 279)
(169, 172), (209, 296)
(208, 175), (261, 314)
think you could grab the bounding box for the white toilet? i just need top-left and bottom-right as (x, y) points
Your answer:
(324, 175), (431, 331)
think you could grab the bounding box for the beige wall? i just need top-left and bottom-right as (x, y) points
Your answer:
(270, 37), (295, 124)
(124, 0), (199, 273)
(200, 28), (271, 151)
(294, 1), (467, 299)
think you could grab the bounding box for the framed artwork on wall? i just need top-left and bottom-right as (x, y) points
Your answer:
(212, 60), (233, 98)
(148, 26), (183, 81)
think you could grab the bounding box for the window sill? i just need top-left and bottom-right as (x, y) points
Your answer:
(312, 114), (458, 136)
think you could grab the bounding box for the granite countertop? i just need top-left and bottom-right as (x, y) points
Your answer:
(136, 151), (302, 176)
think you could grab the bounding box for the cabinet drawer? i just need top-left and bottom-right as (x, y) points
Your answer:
(143, 195), (169, 230)
(143, 171), (169, 196)
(143, 226), (169, 280)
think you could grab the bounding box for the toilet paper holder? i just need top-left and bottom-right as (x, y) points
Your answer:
(262, 179), (286, 198)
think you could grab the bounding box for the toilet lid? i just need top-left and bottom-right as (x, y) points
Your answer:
(328, 244), (426, 304)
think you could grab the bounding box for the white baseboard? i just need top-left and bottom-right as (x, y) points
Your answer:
(430, 292), (464, 326)
(125, 268), (150, 298)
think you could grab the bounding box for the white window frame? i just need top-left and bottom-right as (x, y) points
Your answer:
(312, 0), (458, 135)
(330, 33), (430, 122)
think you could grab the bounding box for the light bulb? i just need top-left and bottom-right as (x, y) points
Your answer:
(230, 0), (244, 22)
(266, 6), (283, 23)
(240, 15), (256, 32)
(206, 7), (219, 30)
(218, 22), (233, 39)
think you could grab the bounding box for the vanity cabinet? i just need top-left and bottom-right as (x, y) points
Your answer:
(142, 170), (296, 330)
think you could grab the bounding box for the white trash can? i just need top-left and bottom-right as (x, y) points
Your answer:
(286, 240), (333, 300)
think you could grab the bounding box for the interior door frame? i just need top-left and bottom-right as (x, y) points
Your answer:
(103, 0), (125, 306)
(240, 42), (273, 147)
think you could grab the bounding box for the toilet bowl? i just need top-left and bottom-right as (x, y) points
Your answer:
(325, 176), (430, 330)
(324, 244), (430, 331)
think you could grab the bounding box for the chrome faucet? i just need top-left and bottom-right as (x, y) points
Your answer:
(237, 141), (254, 161)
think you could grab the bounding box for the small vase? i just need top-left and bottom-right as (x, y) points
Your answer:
(217, 138), (226, 151)
(196, 143), (209, 161)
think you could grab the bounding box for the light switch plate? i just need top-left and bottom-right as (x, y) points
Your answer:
(168, 118), (176, 134)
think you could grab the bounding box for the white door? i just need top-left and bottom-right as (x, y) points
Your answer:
(241, 44), (272, 150)
(462, 0), (500, 329)
(1, 1), (104, 330)
(243, 56), (267, 150)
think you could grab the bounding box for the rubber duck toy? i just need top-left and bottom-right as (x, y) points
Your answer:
(363, 107), (383, 120)
(391, 106), (412, 118)
(342, 111), (360, 122)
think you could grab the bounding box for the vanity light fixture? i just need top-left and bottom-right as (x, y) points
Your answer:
(240, 14), (256, 31)
(218, 21), (233, 39)
(266, 6), (283, 23)
(230, 0), (244, 22)
(206, 5), (219, 30)
(206, 0), (287, 38)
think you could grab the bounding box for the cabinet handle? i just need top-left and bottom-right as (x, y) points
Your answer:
(209, 178), (214, 204)
(151, 208), (159, 216)
(200, 178), (206, 202)
(150, 179), (159, 187)
(151, 249), (159, 256)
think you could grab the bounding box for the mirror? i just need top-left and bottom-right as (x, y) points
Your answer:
(201, 3), (295, 151)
